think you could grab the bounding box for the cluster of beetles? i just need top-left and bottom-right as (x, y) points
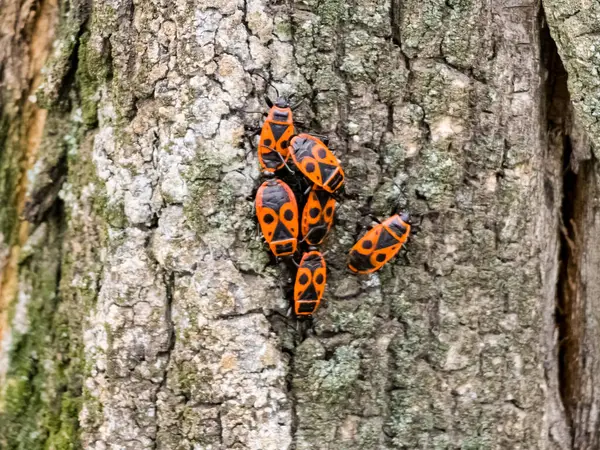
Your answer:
(251, 83), (411, 317)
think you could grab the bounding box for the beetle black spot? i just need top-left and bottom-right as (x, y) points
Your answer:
(325, 207), (333, 217)
(298, 302), (316, 313)
(363, 240), (373, 249)
(281, 140), (289, 148)
(284, 210), (294, 220)
(264, 139), (273, 146)
(299, 274), (309, 284)
(376, 254), (386, 262)
(317, 148), (327, 158)
(309, 208), (320, 218)
(315, 274), (324, 284)
(276, 243), (293, 254)
(264, 214), (275, 224)
(305, 162), (315, 173)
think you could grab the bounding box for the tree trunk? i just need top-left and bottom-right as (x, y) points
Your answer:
(1, 0), (599, 448)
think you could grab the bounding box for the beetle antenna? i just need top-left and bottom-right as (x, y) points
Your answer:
(284, 162), (295, 174)
(277, 153), (295, 174)
(251, 71), (280, 98)
(261, 146), (295, 174)
(300, 224), (328, 244)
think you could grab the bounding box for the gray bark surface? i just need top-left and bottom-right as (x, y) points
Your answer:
(1, 0), (599, 449)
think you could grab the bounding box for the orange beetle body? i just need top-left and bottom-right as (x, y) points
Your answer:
(348, 214), (410, 274)
(258, 104), (295, 173)
(255, 179), (299, 257)
(301, 187), (336, 246)
(294, 250), (326, 316)
(289, 134), (345, 193)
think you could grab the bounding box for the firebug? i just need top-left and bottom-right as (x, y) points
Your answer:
(301, 187), (336, 246)
(255, 178), (299, 257)
(348, 213), (410, 274)
(258, 96), (295, 173)
(294, 250), (326, 316)
(289, 133), (345, 193)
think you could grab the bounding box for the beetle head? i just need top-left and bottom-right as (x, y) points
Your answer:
(274, 96), (291, 108)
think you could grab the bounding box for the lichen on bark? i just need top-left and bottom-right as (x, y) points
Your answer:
(543, 0), (600, 153)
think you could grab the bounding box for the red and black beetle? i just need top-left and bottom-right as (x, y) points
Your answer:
(255, 178), (299, 257)
(348, 213), (410, 274)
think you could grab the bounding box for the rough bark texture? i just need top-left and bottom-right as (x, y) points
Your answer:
(1, 0), (600, 448)
(542, 1), (600, 449)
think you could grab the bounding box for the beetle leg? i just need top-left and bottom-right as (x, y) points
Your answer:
(311, 133), (329, 146)
(243, 134), (259, 159)
(290, 97), (305, 110)
(368, 214), (382, 225)
(304, 325), (315, 337)
(329, 184), (348, 201)
(241, 110), (267, 115)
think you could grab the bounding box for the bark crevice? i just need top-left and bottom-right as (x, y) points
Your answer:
(541, 9), (597, 448)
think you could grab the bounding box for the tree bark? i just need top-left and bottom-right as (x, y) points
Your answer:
(1, 0), (599, 448)
(541, 2), (600, 449)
